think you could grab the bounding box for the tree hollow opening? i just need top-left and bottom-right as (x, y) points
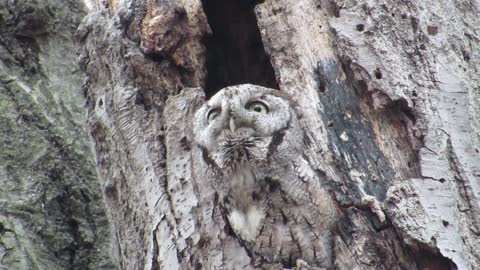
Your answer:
(201, 0), (279, 98)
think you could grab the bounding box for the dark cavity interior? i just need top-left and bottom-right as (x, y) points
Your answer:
(201, 0), (279, 98)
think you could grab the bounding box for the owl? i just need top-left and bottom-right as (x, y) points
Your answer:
(193, 84), (336, 269)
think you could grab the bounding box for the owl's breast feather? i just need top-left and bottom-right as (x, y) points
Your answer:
(214, 130), (272, 170)
(228, 206), (265, 242)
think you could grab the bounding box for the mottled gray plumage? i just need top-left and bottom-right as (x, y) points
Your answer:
(194, 84), (336, 269)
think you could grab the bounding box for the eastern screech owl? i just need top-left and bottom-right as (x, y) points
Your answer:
(194, 84), (336, 269)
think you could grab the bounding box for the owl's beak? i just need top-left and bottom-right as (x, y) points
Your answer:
(229, 117), (236, 133)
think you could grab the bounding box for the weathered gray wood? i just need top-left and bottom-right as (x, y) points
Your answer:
(255, 1), (421, 268)
(78, 0), (211, 268)
(79, 0), (480, 269)
(328, 0), (480, 268)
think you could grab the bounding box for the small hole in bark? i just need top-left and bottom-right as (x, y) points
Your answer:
(463, 51), (470, 62)
(442, 220), (449, 227)
(201, 0), (279, 98)
(135, 90), (153, 111)
(356, 24), (365, 32)
(412, 90), (417, 97)
(419, 44), (426, 50)
(180, 137), (191, 151)
(439, 178), (446, 183)
(401, 13), (407, 19)
(98, 98), (104, 108)
(374, 68), (383, 79)
(427, 25), (438, 35)
(329, 2), (341, 18)
(410, 17), (419, 32)
(319, 81), (328, 93)
(317, 71), (328, 93)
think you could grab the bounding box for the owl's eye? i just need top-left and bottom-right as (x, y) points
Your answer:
(207, 108), (221, 124)
(247, 101), (269, 114)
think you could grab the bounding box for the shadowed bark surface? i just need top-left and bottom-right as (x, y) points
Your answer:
(0, 0), (115, 269)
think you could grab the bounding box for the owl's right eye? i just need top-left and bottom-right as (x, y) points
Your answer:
(207, 108), (221, 124)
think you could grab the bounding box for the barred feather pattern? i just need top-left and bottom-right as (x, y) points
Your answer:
(193, 85), (336, 269)
(214, 133), (271, 172)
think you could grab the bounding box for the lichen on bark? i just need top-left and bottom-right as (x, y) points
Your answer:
(0, 0), (115, 269)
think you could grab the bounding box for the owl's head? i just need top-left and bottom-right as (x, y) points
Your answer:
(194, 84), (303, 170)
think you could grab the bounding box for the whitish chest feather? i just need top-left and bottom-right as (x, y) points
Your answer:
(225, 167), (265, 240)
(228, 206), (264, 242)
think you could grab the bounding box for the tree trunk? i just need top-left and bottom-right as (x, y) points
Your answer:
(0, 0), (115, 269)
(77, 0), (479, 269)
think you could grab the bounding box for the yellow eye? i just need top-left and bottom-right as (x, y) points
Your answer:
(247, 101), (268, 114)
(207, 108), (220, 124)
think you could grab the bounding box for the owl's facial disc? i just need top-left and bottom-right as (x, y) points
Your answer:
(194, 85), (294, 170)
(206, 102), (271, 143)
(209, 102), (273, 170)
(214, 134), (271, 170)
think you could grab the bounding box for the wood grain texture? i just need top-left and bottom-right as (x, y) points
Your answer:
(79, 0), (480, 269)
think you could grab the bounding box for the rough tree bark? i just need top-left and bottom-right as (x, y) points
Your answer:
(0, 0), (114, 269)
(78, 0), (479, 269)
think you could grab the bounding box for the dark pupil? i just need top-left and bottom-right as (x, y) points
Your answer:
(254, 106), (262, 112)
(208, 111), (218, 121)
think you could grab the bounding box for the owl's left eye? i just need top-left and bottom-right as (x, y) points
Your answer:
(207, 108), (221, 124)
(247, 101), (269, 114)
